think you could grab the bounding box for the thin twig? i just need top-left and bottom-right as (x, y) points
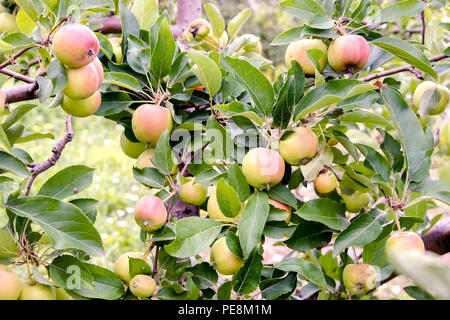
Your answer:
(180, 142), (210, 175)
(0, 68), (36, 84)
(420, 11), (426, 45)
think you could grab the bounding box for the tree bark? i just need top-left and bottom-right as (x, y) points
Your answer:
(422, 216), (450, 255)
(171, 0), (202, 39)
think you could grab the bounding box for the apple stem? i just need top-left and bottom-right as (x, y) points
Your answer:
(394, 210), (402, 232)
(351, 247), (359, 264)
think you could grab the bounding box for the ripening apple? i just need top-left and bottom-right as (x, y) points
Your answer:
(132, 104), (173, 145)
(0, 89), (5, 113)
(134, 195), (168, 232)
(268, 198), (291, 223)
(210, 237), (243, 275)
(328, 34), (370, 73)
(179, 177), (207, 206)
(0, 269), (21, 300)
(385, 231), (425, 264)
(135, 149), (178, 174)
(110, 37), (122, 63)
(207, 189), (242, 223)
(242, 147), (285, 189)
(52, 23), (99, 68)
(114, 252), (152, 283)
(285, 39), (328, 75)
(0, 13), (19, 33)
(412, 81), (449, 116)
(342, 264), (377, 294)
(314, 170), (338, 194)
(129, 274), (156, 298)
(340, 190), (370, 213)
(120, 132), (147, 159)
(19, 283), (56, 300)
(279, 127), (318, 165)
(60, 90), (101, 117)
(63, 58), (103, 99)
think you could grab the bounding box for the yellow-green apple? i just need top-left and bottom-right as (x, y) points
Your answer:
(285, 39), (328, 75)
(52, 23), (99, 68)
(120, 132), (147, 159)
(328, 34), (370, 73)
(135, 149), (178, 174)
(413, 81), (449, 116)
(279, 127), (318, 165)
(114, 252), (151, 283)
(327, 137), (339, 146)
(314, 170), (338, 194)
(129, 275), (156, 298)
(63, 58), (103, 99)
(110, 37), (122, 63)
(131, 104), (173, 145)
(207, 189), (242, 223)
(210, 237), (243, 275)
(184, 18), (212, 42)
(0, 13), (19, 33)
(55, 287), (70, 300)
(179, 177), (207, 206)
(385, 231), (425, 264)
(0, 89), (5, 113)
(242, 147), (285, 189)
(342, 263), (377, 294)
(134, 195), (167, 232)
(19, 283), (56, 300)
(60, 90), (101, 117)
(340, 190), (370, 213)
(268, 198), (291, 223)
(0, 269), (21, 300)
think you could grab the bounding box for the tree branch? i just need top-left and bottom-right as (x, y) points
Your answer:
(0, 68), (36, 84)
(91, 16), (122, 34)
(171, 0), (202, 39)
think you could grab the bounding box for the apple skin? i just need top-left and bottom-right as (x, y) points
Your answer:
(412, 81), (449, 116)
(179, 178), (207, 206)
(110, 37), (122, 63)
(19, 283), (56, 300)
(210, 237), (243, 275)
(0, 13), (19, 33)
(131, 104), (173, 145)
(385, 231), (425, 264)
(129, 275), (156, 298)
(207, 189), (242, 223)
(342, 264), (377, 294)
(135, 149), (178, 174)
(184, 18), (211, 41)
(0, 89), (5, 113)
(340, 190), (370, 213)
(285, 39), (328, 75)
(328, 34), (370, 73)
(63, 58), (103, 99)
(314, 171), (338, 194)
(61, 90), (101, 117)
(268, 198), (291, 223)
(52, 23), (100, 68)
(279, 127), (318, 165)
(120, 132), (147, 159)
(242, 147), (285, 189)
(134, 195), (168, 232)
(114, 252), (152, 283)
(55, 287), (70, 300)
(0, 269), (21, 300)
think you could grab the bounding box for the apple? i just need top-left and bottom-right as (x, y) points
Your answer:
(114, 252), (152, 283)
(340, 190), (370, 213)
(0, 13), (19, 33)
(55, 287), (70, 300)
(52, 23), (100, 68)
(207, 189), (242, 223)
(385, 231), (425, 264)
(129, 274), (156, 298)
(120, 132), (147, 159)
(0, 269), (21, 300)
(342, 263), (377, 294)
(135, 149), (178, 174)
(413, 81), (449, 116)
(179, 177), (207, 206)
(210, 237), (243, 275)
(242, 147), (285, 189)
(134, 195), (168, 232)
(328, 34), (370, 73)
(285, 39), (328, 75)
(131, 104), (173, 145)
(268, 198), (291, 223)
(110, 37), (122, 63)
(279, 127), (318, 165)
(19, 283), (56, 300)
(61, 90), (101, 117)
(314, 170), (338, 194)
(184, 18), (212, 42)
(0, 89), (5, 113)
(63, 58), (103, 99)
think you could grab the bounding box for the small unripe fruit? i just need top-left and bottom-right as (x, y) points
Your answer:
(63, 58), (103, 99)
(340, 190), (370, 213)
(210, 237), (243, 275)
(0, 269), (21, 300)
(52, 23), (100, 68)
(19, 283), (56, 300)
(268, 198), (291, 223)
(134, 195), (167, 232)
(314, 171), (338, 194)
(207, 190), (242, 223)
(114, 252), (151, 283)
(0, 13), (19, 33)
(385, 231), (425, 264)
(61, 90), (101, 117)
(120, 132), (147, 159)
(342, 264), (377, 294)
(179, 178), (207, 206)
(129, 275), (156, 298)
(279, 127), (318, 165)
(413, 81), (449, 116)
(285, 39), (328, 75)
(328, 34), (370, 73)
(242, 147), (285, 189)
(0, 89), (5, 113)
(132, 104), (173, 145)
(185, 18), (212, 41)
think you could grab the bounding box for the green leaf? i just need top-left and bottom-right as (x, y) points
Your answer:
(204, 3), (225, 38)
(104, 72), (141, 92)
(69, 198), (98, 224)
(48, 255), (94, 290)
(0, 150), (30, 177)
(227, 8), (252, 39)
(130, 0), (159, 30)
(340, 110), (393, 129)
(151, 130), (174, 176)
(404, 286), (435, 300)
(6, 196), (104, 257)
(14, 133), (55, 144)
(217, 281), (233, 300)
(132, 167), (166, 188)
(187, 51), (222, 96)
(225, 231), (243, 259)
(280, 0), (326, 20)
(0, 125), (11, 152)
(191, 262), (218, 289)
(129, 257), (153, 278)
(216, 178), (242, 218)
(267, 184), (298, 210)
(16, 8), (35, 35)
(300, 144), (334, 181)
(227, 163), (250, 202)
(15, 0), (38, 20)
(377, 0), (428, 23)
(276, 257), (328, 290)
(260, 272), (297, 300)
(151, 18), (176, 80)
(38, 165), (94, 199)
(295, 198), (349, 231)
(0, 229), (20, 258)
(284, 219), (332, 251)
(232, 246), (263, 294)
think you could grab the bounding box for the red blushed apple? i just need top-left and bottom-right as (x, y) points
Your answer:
(63, 58), (103, 99)
(242, 147), (285, 189)
(52, 23), (100, 68)
(328, 34), (370, 73)
(131, 104), (173, 145)
(134, 195), (168, 232)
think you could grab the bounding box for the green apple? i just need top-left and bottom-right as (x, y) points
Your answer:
(242, 147), (285, 189)
(385, 231), (425, 264)
(120, 131), (147, 159)
(61, 90), (101, 118)
(0, 269), (21, 300)
(285, 39), (328, 75)
(210, 237), (243, 275)
(179, 177), (207, 206)
(413, 81), (449, 116)
(129, 274), (156, 298)
(207, 189), (242, 223)
(279, 127), (318, 165)
(314, 170), (338, 194)
(19, 283), (56, 300)
(0, 13), (19, 34)
(340, 190), (370, 213)
(114, 252), (152, 283)
(342, 263), (377, 294)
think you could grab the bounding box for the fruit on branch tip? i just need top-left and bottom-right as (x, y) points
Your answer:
(327, 137), (339, 146)
(314, 170), (338, 194)
(0, 89), (5, 113)
(131, 104), (173, 145)
(242, 147), (285, 189)
(340, 189), (370, 213)
(279, 127), (318, 166)
(210, 237), (243, 275)
(134, 195), (168, 232)
(19, 283), (56, 300)
(114, 252), (152, 283)
(185, 18), (212, 42)
(285, 39), (328, 75)
(412, 81), (449, 116)
(342, 263), (377, 294)
(179, 177), (207, 206)
(0, 269), (21, 300)
(0, 13), (19, 33)
(55, 287), (70, 300)
(268, 198), (291, 223)
(120, 132), (147, 159)
(207, 188), (243, 223)
(63, 58), (103, 99)
(328, 34), (370, 74)
(52, 23), (100, 68)
(60, 90), (101, 117)
(135, 149), (178, 174)
(129, 274), (156, 298)
(110, 37), (122, 63)
(385, 231), (425, 264)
